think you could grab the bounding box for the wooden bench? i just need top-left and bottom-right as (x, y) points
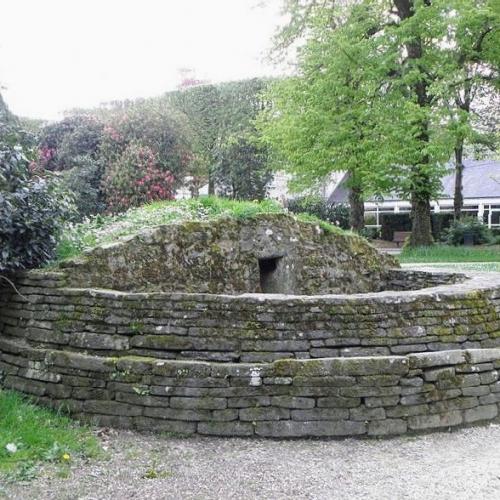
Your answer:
(393, 231), (411, 247)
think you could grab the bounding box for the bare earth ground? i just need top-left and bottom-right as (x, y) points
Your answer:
(3, 424), (500, 500)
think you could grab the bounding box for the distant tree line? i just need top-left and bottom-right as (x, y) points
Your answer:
(30, 78), (272, 218)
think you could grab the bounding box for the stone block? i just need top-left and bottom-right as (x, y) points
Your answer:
(464, 404), (498, 423)
(115, 392), (170, 407)
(424, 367), (455, 382)
(255, 420), (366, 438)
(368, 419), (407, 436)
(135, 417), (196, 434)
(274, 357), (409, 378)
(478, 393), (500, 405)
(291, 408), (349, 421)
(364, 396), (400, 408)
(466, 348), (500, 364)
(480, 371), (499, 385)
(198, 421), (254, 437)
(170, 397), (227, 410)
(408, 411), (462, 430)
(239, 407), (290, 421)
(227, 396), (271, 408)
(317, 396), (361, 408)
(409, 350), (466, 369)
(83, 400), (142, 416)
(462, 385), (490, 397)
(292, 376), (355, 387)
(350, 406), (386, 421)
(339, 386), (401, 398)
(263, 377), (293, 385)
(71, 333), (129, 351)
(271, 396), (315, 409)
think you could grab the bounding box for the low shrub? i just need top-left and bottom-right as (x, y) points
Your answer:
(444, 217), (493, 245)
(287, 195), (350, 229)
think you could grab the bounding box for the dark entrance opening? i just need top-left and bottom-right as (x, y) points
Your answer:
(259, 256), (282, 293)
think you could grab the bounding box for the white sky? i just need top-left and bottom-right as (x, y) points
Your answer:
(0, 0), (284, 120)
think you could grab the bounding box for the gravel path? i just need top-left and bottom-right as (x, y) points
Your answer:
(3, 424), (500, 500)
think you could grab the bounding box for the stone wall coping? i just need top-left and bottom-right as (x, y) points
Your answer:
(39, 347), (500, 375)
(14, 270), (498, 304)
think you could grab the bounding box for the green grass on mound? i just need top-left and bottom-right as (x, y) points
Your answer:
(55, 197), (342, 261)
(0, 389), (101, 482)
(399, 244), (500, 263)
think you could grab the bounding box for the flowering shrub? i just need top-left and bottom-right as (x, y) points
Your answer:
(103, 143), (174, 213)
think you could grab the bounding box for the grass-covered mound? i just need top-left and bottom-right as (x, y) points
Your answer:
(0, 389), (101, 482)
(56, 197), (343, 261)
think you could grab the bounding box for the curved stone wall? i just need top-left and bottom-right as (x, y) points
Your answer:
(0, 271), (496, 364)
(1, 269), (500, 437)
(1, 337), (500, 437)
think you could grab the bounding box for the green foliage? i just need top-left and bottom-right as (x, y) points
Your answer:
(262, 0), (499, 246)
(168, 78), (271, 193)
(287, 195), (350, 229)
(293, 212), (343, 234)
(214, 136), (272, 200)
(98, 98), (190, 180)
(56, 197), (287, 260)
(38, 115), (103, 171)
(444, 216), (493, 245)
(399, 244), (500, 263)
(0, 105), (74, 272)
(359, 226), (380, 240)
(62, 156), (106, 218)
(0, 389), (100, 480)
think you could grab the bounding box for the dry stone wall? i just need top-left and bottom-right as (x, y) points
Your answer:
(1, 269), (500, 437)
(1, 335), (500, 437)
(0, 271), (495, 364)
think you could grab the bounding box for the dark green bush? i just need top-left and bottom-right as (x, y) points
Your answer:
(359, 226), (380, 240)
(0, 146), (74, 272)
(287, 195), (350, 229)
(431, 213), (454, 241)
(62, 156), (106, 218)
(444, 216), (493, 245)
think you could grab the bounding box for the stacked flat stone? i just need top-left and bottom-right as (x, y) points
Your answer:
(1, 269), (500, 437)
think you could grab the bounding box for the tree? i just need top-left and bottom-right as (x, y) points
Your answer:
(440, 0), (499, 219)
(215, 136), (272, 200)
(167, 84), (223, 194)
(260, 2), (399, 231)
(168, 78), (272, 197)
(266, 0), (496, 244)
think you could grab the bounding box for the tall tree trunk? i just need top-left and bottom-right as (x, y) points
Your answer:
(208, 170), (215, 195)
(453, 80), (471, 220)
(454, 144), (464, 220)
(348, 185), (365, 232)
(394, 0), (434, 247)
(410, 195), (433, 247)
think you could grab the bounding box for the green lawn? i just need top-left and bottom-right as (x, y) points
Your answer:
(401, 262), (500, 273)
(0, 389), (101, 482)
(399, 245), (500, 263)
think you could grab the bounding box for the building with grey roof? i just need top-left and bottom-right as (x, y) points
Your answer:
(327, 159), (500, 229)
